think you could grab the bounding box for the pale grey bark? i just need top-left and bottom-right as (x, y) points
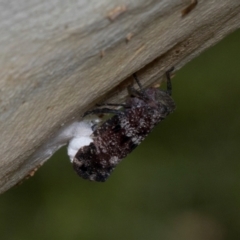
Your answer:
(0, 0), (239, 194)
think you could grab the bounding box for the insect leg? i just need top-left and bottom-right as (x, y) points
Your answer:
(96, 103), (127, 108)
(128, 86), (144, 98)
(128, 73), (146, 98)
(83, 108), (121, 117)
(166, 67), (174, 96)
(133, 73), (143, 91)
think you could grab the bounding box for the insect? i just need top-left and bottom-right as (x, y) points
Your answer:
(72, 68), (176, 182)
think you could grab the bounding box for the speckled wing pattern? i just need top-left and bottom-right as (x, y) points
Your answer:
(73, 89), (175, 182)
(73, 106), (165, 181)
(72, 69), (176, 182)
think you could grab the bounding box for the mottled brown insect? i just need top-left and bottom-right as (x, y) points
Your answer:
(73, 68), (176, 182)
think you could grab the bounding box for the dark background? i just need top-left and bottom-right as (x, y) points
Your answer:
(1, 29), (240, 240)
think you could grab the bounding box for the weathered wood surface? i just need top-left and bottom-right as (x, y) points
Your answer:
(0, 0), (240, 194)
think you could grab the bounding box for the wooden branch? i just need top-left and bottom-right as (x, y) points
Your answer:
(0, 0), (239, 194)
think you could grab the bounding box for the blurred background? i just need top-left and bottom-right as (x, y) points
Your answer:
(1, 29), (240, 240)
